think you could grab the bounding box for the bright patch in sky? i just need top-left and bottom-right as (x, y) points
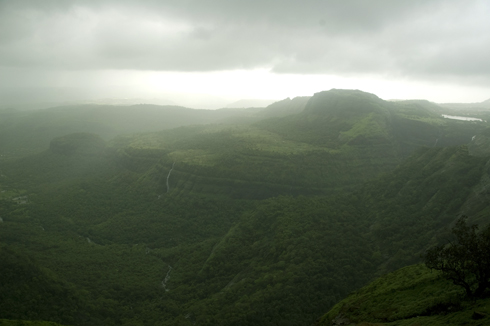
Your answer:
(1, 1), (489, 109)
(140, 69), (490, 104)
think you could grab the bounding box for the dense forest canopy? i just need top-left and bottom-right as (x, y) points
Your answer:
(1, 89), (490, 325)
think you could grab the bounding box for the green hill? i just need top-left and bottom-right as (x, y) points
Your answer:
(316, 264), (490, 326)
(2, 89), (490, 325)
(256, 96), (310, 118)
(104, 89), (488, 198)
(0, 104), (260, 160)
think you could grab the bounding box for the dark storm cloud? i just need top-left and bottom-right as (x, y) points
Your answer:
(0, 0), (489, 80)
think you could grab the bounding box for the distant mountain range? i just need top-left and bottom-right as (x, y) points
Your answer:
(439, 98), (490, 110)
(225, 99), (278, 108)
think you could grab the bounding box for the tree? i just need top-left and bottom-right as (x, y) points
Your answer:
(424, 216), (490, 298)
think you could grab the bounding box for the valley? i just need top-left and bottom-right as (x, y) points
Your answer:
(1, 89), (490, 325)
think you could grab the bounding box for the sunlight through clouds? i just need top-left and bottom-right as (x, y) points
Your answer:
(0, 0), (489, 108)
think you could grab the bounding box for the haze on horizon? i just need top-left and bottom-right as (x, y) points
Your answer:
(1, 0), (489, 109)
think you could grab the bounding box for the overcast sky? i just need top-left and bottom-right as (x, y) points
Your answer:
(1, 0), (489, 108)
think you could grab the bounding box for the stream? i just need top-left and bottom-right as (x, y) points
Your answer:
(162, 265), (172, 292)
(166, 162), (175, 193)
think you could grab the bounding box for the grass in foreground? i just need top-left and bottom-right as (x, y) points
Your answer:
(317, 264), (490, 326)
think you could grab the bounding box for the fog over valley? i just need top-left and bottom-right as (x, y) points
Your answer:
(2, 1), (490, 326)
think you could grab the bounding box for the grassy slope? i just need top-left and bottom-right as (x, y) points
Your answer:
(317, 264), (490, 326)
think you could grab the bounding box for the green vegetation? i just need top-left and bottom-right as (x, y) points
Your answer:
(104, 90), (488, 199)
(0, 246), (95, 325)
(425, 216), (490, 298)
(0, 320), (68, 326)
(0, 104), (260, 160)
(317, 264), (490, 326)
(1, 89), (490, 325)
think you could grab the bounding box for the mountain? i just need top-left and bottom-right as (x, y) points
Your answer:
(257, 96), (310, 118)
(66, 98), (178, 106)
(439, 98), (490, 110)
(256, 89), (478, 151)
(1, 89), (490, 325)
(0, 104), (262, 160)
(125, 89), (484, 198)
(2, 89), (484, 163)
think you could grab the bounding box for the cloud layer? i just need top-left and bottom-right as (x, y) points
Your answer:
(1, 0), (489, 81)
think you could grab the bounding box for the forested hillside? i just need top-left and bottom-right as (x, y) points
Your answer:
(1, 89), (490, 325)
